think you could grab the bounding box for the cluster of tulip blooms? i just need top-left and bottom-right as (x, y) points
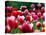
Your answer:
(5, 3), (45, 33)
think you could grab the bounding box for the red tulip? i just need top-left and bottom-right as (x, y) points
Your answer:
(41, 29), (45, 32)
(41, 15), (45, 21)
(36, 21), (41, 27)
(18, 22), (34, 32)
(41, 27), (45, 32)
(19, 12), (23, 16)
(29, 23), (34, 32)
(30, 12), (35, 16)
(5, 6), (12, 13)
(35, 9), (38, 13)
(5, 18), (7, 26)
(5, 25), (11, 33)
(5, 13), (11, 17)
(18, 16), (25, 24)
(22, 23), (30, 32)
(42, 22), (45, 27)
(6, 16), (18, 28)
(18, 23), (30, 32)
(32, 14), (38, 21)
(18, 25), (23, 32)
(12, 8), (18, 11)
(26, 15), (30, 21)
(12, 11), (19, 17)
(24, 9), (29, 15)
(37, 12), (42, 17)
(8, 20), (18, 29)
(29, 10), (33, 13)
(12, 20), (18, 28)
(20, 6), (27, 11)
(7, 16), (15, 24)
(24, 21), (29, 24)
(41, 7), (45, 13)
(19, 18), (24, 24)
(42, 24), (45, 27)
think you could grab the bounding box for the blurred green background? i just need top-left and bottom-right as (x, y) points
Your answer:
(5, 1), (44, 10)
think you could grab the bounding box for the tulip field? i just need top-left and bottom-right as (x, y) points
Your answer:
(5, 1), (45, 33)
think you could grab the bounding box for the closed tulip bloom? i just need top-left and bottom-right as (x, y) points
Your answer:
(20, 6), (27, 11)
(5, 25), (11, 33)
(30, 4), (35, 8)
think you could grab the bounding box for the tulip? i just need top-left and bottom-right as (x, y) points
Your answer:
(42, 22), (45, 27)
(22, 23), (30, 32)
(18, 25), (23, 32)
(12, 8), (18, 11)
(6, 16), (18, 28)
(36, 21), (41, 27)
(12, 20), (18, 28)
(18, 10), (24, 16)
(5, 6), (12, 13)
(18, 22), (33, 32)
(41, 7), (45, 13)
(37, 12), (42, 17)
(30, 12), (35, 16)
(18, 15), (25, 24)
(5, 25), (11, 33)
(20, 6), (27, 11)
(29, 23), (34, 32)
(24, 9), (29, 15)
(32, 14), (38, 21)
(5, 12), (11, 17)
(26, 15), (30, 21)
(12, 11), (19, 17)
(29, 10), (33, 13)
(37, 3), (42, 8)
(30, 4), (35, 8)
(41, 27), (45, 32)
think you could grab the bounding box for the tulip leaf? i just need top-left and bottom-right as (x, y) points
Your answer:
(11, 28), (20, 33)
(33, 21), (36, 31)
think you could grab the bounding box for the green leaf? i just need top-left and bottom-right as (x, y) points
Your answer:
(11, 28), (20, 33)
(33, 21), (36, 31)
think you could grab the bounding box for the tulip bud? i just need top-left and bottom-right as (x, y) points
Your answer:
(36, 21), (41, 27)
(30, 4), (35, 8)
